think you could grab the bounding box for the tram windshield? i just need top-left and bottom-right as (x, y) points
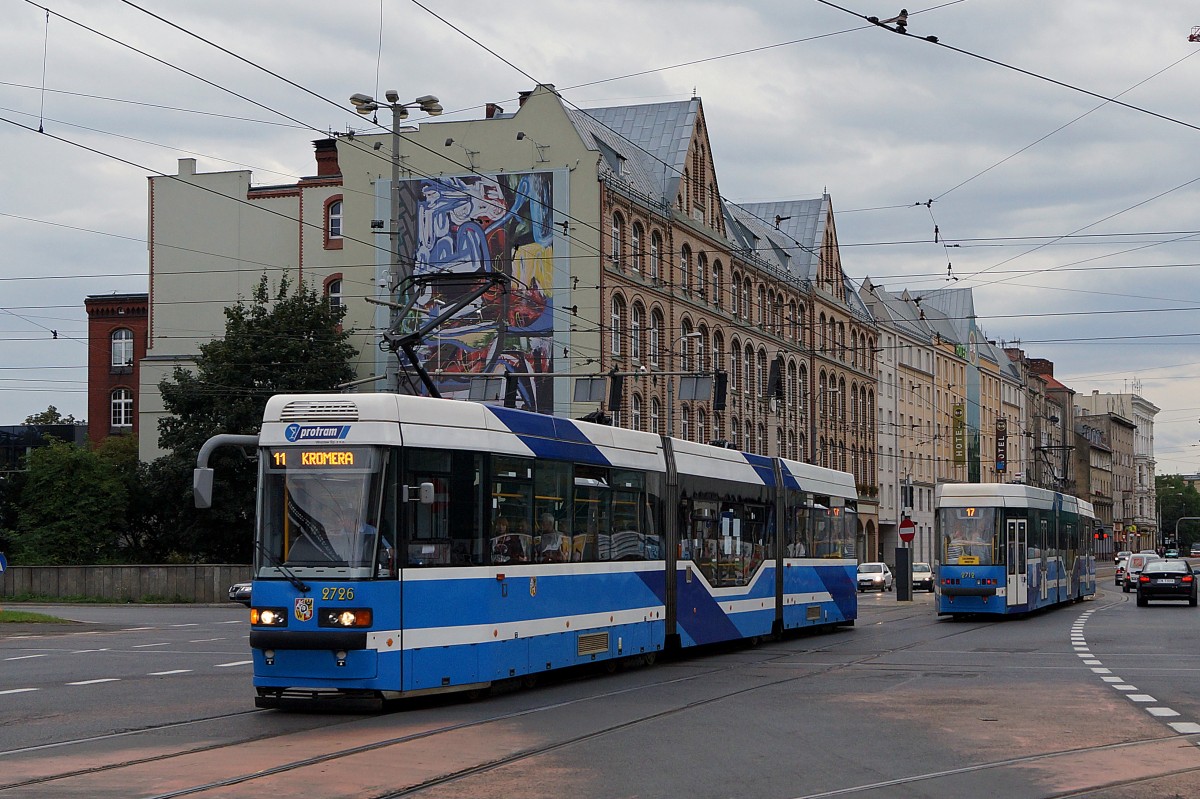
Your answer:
(811, 501), (856, 559)
(939, 506), (997, 565)
(258, 446), (387, 578)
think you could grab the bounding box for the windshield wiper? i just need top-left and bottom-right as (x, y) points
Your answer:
(256, 541), (310, 593)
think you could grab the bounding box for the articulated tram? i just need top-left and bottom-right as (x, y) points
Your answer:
(219, 393), (859, 707)
(936, 483), (1096, 617)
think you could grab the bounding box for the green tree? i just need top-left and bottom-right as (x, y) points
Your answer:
(156, 274), (356, 562)
(23, 405), (80, 425)
(9, 438), (126, 564)
(1156, 474), (1200, 548)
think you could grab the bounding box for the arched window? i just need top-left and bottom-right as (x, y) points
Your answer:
(731, 270), (741, 316)
(680, 244), (692, 292)
(630, 303), (644, 364)
(695, 252), (707, 300)
(650, 231), (661, 280)
(651, 397), (662, 435)
(697, 408), (708, 444)
(712, 260), (723, 308)
(757, 348), (767, 397)
(631, 393), (643, 431)
(681, 406), (692, 442)
(798, 363), (808, 418)
(729, 337), (740, 391)
(680, 319), (694, 370)
(111, 328), (134, 368)
(111, 388), (134, 428)
(650, 309), (663, 367)
(631, 223), (643, 275)
(742, 278), (751, 321)
(324, 275), (343, 312)
(697, 324), (709, 371)
(324, 196), (344, 249)
(610, 294), (626, 356)
(712, 330), (724, 380)
(757, 285), (767, 327)
(610, 213), (625, 267)
(731, 415), (740, 449)
(743, 343), (753, 395)
(745, 420), (754, 454)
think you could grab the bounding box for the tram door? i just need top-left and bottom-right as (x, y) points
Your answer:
(1006, 519), (1028, 607)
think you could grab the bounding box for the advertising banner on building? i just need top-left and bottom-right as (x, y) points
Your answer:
(952, 403), (966, 464)
(995, 417), (1008, 472)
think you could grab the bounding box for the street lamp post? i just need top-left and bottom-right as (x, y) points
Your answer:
(348, 91), (443, 296)
(666, 331), (702, 437)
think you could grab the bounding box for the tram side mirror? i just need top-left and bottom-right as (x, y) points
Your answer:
(193, 468), (214, 509)
(402, 482), (437, 504)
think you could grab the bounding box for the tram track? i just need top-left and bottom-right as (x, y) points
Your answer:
(2, 597), (1139, 797)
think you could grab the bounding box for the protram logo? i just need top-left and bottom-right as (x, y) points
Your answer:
(284, 423), (351, 442)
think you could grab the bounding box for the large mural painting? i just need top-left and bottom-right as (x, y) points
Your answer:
(398, 171), (556, 412)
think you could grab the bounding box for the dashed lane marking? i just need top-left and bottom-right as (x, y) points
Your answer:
(1073, 606), (1200, 745)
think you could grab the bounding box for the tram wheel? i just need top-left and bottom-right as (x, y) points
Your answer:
(642, 652), (658, 667)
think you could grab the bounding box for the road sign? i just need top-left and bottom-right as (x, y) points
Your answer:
(899, 518), (916, 543)
(0, 551), (7, 573)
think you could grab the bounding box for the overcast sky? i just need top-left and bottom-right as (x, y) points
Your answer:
(3, 1), (1200, 474)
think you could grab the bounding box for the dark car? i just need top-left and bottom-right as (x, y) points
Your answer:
(912, 562), (935, 592)
(1135, 560), (1197, 607)
(227, 581), (252, 606)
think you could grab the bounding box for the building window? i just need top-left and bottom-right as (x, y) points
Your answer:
(324, 196), (344, 250)
(631, 303), (644, 364)
(111, 328), (134, 368)
(111, 388), (134, 428)
(631, 223), (643, 275)
(650, 231), (661, 280)
(610, 294), (627, 356)
(611, 213), (625, 267)
(680, 245), (691, 293)
(325, 275), (343, 311)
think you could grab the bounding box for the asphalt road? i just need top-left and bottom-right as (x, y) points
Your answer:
(2, 571), (1199, 798)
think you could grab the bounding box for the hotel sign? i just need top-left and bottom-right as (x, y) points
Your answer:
(952, 403), (966, 464)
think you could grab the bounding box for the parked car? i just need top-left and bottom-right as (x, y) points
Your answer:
(1115, 549), (1132, 564)
(1135, 559), (1198, 607)
(912, 562), (935, 592)
(1122, 553), (1161, 593)
(227, 581), (252, 606)
(857, 562), (894, 592)
(1190, 544), (1200, 558)
(1114, 556), (1129, 587)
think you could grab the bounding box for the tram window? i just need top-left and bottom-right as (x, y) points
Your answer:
(491, 455), (534, 564)
(404, 450), (483, 567)
(785, 495), (808, 557)
(575, 473), (611, 562)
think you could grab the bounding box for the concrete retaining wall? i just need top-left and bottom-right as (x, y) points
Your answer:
(0, 565), (253, 603)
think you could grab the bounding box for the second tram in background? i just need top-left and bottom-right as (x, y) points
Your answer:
(935, 483), (1096, 617)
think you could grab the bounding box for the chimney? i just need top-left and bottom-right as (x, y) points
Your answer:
(178, 158), (196, 176)
(486, 103), (504, 119)
(518, 91), (533, 107)
(313, 138), (340, 177)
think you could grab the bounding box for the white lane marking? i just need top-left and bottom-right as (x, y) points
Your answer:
(67, 679), (120, 685)
(133, 643), (172, 648)
(5, 654), (48, 661)
(1090, 668), (1111, 674)
(1129, 695), (1156, 703)
(216, 620), (244, 625)
(214, 660), (252, 668)
(120, 627), (155, 631)
(148, 670), (192, 676)
(188, 638), (225, 643)
(1148, 708), (1181, 717)
(0, 688), (39, 695)
(169, 624), (200, 628)
(70, 648), (109, 654)
(1083, 660), (1102, 665)
(1114, 685), (1137, 691)
(1101, 677), (1123, 683)
(1169, 722), (1200, 734)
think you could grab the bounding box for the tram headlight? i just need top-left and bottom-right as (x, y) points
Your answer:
(318, 608), (373, 628)
(251, 607), (288, 626)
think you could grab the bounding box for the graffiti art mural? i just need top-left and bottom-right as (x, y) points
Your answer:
(397, 171), (556, 412)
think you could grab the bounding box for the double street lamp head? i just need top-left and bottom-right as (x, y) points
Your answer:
(348, 92), (443, 118)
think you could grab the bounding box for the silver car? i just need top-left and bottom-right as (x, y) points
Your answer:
(912, 562), (935, 592)
(857, 562), (894, 592)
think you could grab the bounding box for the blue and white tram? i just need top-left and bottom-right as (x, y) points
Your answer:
(235, 393), (858, 706)
(935, 483), (1097, 617)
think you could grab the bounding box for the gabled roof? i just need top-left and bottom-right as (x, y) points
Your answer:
(569, 99), (699, 207)
(859, 281), (932, 341)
